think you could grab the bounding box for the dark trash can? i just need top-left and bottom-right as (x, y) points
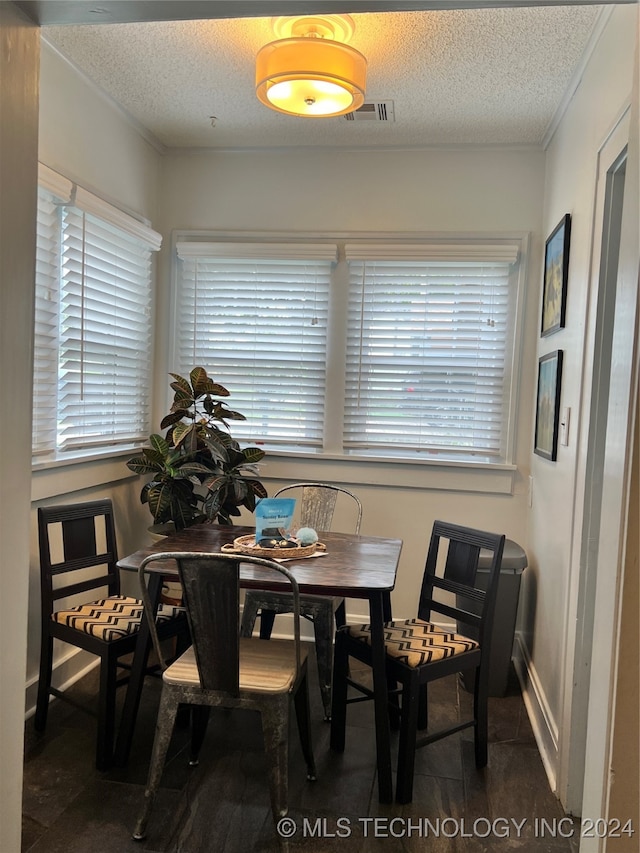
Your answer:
(459, 538), (527, 697)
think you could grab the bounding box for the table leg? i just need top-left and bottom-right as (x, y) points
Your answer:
(369, 591), (393, 803)
(113, 571), (162, 766)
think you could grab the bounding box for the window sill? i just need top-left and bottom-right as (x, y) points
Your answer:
(257, 448), (517, 496)
(31, 445), (139, 502)
(30, 443), (518, 502)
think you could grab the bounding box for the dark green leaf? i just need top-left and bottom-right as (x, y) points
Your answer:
(200, 438), (228, 465)
(147, 481), (173, 521)
(171, 394), (192, 411)
(141, 448), (164, 466)
(246, 479), (268, 499)
(226, 448), (246, 468)
(206, 429), (235, 449)
(170, 497), (197, 531)
(171, 422), (193, 447)
(208, 383), (230, 397)
(202, 473), (227, 492)
(242, 491), (257, 512)
(168, 373), (192, 397)
(161, 410), (186, 429)
(127, 455), (160, 474)
(219, 406), (247, 421)
(242, 446), (266, 463)
(232, 478), (247, 502)
(173, 462), (216, 478)
(149, 434), (169, 457)
(189, 367), (210, 397)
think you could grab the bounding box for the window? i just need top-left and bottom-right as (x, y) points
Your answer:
(32, 165), (161, 456)
(174, 235), (524, 465)
(345, 243), (520, 460)
(176, 242), (335, 447)
(33, 184), (65, 454)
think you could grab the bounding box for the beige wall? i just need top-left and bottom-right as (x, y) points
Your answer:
(157, 143), (545, 621)
(0, 5), (40, 850)
(21, 43), (164, 709)
(517, 4), (637, 801)
(6, 9), (637, 849)
(39, 41), (160, 220)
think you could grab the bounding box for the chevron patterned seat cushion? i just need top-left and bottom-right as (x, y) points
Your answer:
(52, 595), (183, 642)
(346, 618), (479, 668)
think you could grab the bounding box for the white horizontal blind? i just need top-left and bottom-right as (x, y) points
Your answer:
(176, 243), (335, 446)
(32, 188), (62, 453)
(345, 250), (516, 459)
(57, 206), (154, 450)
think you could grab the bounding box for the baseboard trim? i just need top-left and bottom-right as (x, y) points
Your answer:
(513, 632), (559, 794)
(24, 648), (99, 720)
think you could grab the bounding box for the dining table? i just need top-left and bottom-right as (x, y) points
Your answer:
(113, 523), (402, 803)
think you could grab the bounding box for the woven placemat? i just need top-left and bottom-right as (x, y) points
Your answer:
(222, 534), (325, 560)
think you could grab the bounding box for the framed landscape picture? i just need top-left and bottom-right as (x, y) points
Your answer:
(541, 214), (571, 337)
(534, 350), (563, 461)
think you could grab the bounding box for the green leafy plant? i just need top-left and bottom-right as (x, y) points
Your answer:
(127, 367), (267, 528)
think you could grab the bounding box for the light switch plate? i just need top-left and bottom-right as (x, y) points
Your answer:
(560, 407), (570, 446)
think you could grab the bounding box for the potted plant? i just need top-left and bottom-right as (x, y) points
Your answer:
(127, 367), (267, 530)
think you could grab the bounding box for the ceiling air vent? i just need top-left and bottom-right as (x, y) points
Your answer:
(344, 100), (395, 122)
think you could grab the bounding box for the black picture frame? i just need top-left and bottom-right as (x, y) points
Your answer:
(534, 350), (563, 461)
(541, 214), (571, 337)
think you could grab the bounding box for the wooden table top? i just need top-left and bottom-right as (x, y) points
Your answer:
(118, 524), (402, 599)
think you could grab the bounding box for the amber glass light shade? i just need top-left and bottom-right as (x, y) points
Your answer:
(256, 37), (367, 118)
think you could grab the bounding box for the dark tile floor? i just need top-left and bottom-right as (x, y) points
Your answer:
(22, 650), (579, 852)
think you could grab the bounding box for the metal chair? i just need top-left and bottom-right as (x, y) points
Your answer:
(35, 500), (188, 770)
(330, 520), (505, 803)
(240, 483), (363, 719)
(132, 551), (316, 838)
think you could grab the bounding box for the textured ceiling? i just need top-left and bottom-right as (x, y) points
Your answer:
(42, 6), (603, 149)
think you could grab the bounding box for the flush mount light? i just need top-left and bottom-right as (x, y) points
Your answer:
(256, 14), (367, 118)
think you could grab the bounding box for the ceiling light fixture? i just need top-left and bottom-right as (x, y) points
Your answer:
(255, 15), (367, 118)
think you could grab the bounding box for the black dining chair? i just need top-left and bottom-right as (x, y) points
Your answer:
(330, 520), (505, 803)
(35, 499), (189, 770)
(132, 550), (316, 839)
(240, 482), (363, 720)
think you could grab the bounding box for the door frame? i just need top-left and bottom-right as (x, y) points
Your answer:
(570, 34), (638, 852)
(559, 109), (631, 814)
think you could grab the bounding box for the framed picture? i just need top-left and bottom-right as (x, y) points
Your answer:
(541, 214), (571, 337)
(534, 350), (563, 461)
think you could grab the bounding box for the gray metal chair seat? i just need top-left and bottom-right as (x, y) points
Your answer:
(240, 483), (362, 719)
(132, 551), (316, 839)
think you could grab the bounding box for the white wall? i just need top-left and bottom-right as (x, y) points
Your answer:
(39, 41), (159, 222)
(518, 4), (637, 800)
(1, 6), (40, 850)
(158, 144), (545, 620)
(25, 7), (637, 822)
(23, 43), (164, 711)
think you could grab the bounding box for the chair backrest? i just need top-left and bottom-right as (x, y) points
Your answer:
(38, 500), (120, 616)
(138, 552), (303, 695)
(418, 520), (505, 648)
(274, 482), (362, 534)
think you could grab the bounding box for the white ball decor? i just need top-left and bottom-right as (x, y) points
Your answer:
(296, 527), (319, 546)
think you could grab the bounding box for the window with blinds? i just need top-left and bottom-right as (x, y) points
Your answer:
(175, 242), (335, 447)
(33, 188), (63, 453)
(344, 243), (520, 460)
(172, 235), (524, 465)
(32, 166), (160, 455)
